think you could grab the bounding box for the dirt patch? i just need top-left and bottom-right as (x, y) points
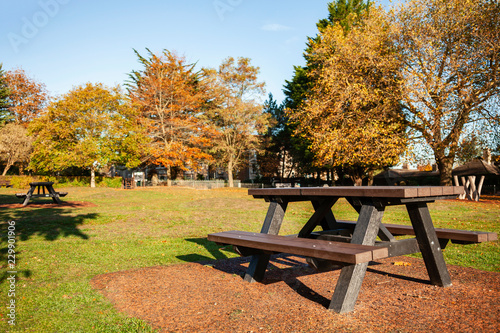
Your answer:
(0, 201), (97, 209)
(91, 255), (500, 332)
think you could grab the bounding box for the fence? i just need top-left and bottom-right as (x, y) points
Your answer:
(166, 180), (270, 189)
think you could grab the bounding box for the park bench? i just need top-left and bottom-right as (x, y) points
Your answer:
(208, 230), (389, 264)
(0, 178), (13, 188)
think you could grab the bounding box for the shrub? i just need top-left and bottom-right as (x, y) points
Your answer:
(7, 176), (123, 188)
(10, 176), (39, 189)
(97, 177), (122, 188)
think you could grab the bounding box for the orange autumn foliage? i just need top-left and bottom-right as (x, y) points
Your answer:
(5, 68), (48, 126)
(128, 49), (213, 177)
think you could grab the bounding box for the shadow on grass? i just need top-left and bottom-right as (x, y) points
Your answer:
(0, 193), (20, 205)
(0, 201), (96, 283)
(177, 237), (235, 263)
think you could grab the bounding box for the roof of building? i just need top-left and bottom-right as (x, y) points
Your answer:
(452, 159), (500, 177)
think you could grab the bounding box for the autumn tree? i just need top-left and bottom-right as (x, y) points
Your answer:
(392, 0), (500, 185)
(4, 68), (48, 126)
(0, 123), (33, 175)
(127, 49), (212, 182)
(0, 64), (10, 125)
(29, 83), (145, 187)
(206, 57), (267, 187)
(288, 5), (407, 185)
(283, 0), (373, 177)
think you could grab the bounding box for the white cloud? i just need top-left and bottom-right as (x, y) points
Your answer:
(261, 23), (293, 32)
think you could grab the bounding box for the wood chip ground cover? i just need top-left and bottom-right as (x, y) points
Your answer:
(91, 255), (500, 332)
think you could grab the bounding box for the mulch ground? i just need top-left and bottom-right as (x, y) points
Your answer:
(91, 255), (500, 332)
(0, 201), (97, 209)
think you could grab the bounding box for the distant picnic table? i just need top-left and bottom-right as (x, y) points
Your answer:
(0, 177), (13, 188)
(208, 186), (497, 313)
(16, 182), (68, 206)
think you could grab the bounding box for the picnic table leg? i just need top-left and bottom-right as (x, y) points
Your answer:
(406, 202), (451, 287)
(22, 186), (35, 206)
(298, 198), (338, 238)
(243, 200), (288, 283)
(329, 200), (385, 313)
(312, 199), (340, 231)
(47, 184), (62, 204)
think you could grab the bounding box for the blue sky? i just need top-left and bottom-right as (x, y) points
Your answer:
(1, 0), (390, 103)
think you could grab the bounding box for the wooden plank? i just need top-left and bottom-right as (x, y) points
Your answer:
(385, 224), (497, 243)
(429, 187), (443, 196)
(300, 186), (417, 198)
(335, 220), (497, 243)
(208, 231), (388, 264)
(248, 188), (301, 197)
(249, 186), (463, 199)
(417, 187), (431, 197)
(442, 186), (455, 195)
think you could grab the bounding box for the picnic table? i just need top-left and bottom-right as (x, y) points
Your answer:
(208, 186), (497, 313)
(16, 182), (68, 206)
(0, 177), (13, 188)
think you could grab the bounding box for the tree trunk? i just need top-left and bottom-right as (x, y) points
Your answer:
(2, 158), (13, 176)
(90, 166), (96, 188)
(435, 153), (454, 186)
(367, 170), (374, 186)
(352, 176), (363, 186)
(227, 158), (234, 188)
(348, 167), (364, 186)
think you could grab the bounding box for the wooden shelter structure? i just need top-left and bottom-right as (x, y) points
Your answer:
(452, 159), (500, 201)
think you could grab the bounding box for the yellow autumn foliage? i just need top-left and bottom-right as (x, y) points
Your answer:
(288, 6), (407, 174)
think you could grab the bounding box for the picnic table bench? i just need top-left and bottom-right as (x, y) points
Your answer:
(207, 186), (498, 313)
(16, 182), (67, 206)
(0, 178), (13, 188)
(209, 230), (389, 264)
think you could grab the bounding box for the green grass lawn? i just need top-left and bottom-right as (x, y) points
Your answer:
(0, 186), (499, 332)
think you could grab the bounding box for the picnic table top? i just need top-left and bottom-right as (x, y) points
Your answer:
(248, 186), (464, 199)
(29, 182), (55, 186)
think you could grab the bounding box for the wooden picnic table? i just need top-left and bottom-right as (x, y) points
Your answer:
(208, 186), (497, 313)
(16, 182), (67, 206)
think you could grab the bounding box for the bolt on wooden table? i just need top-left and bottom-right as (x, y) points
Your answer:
(208, 186), (499, 313)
